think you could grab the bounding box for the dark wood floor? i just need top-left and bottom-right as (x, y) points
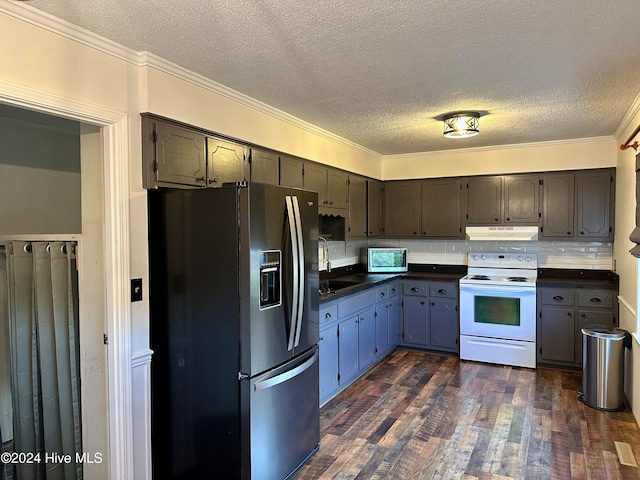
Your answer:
(295, 349), (640, 479)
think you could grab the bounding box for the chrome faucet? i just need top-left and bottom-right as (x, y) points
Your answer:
(318, 236), (331, 272)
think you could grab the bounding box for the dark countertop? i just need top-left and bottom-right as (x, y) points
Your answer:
(319, 264), (465, 303)
(319, 264), (618, 303)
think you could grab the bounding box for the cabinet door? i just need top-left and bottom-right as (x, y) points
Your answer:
(466, 176), (502, 224)
(148, 119), (206, 187)
(538, 307), (576, 365)
(327, 168), (348, 209)
(576, 310), (617, 366)
(303, 163), (328, 204)
(250, 148), (279, 185)
(357, 310), (376, 372)
(503, 174), (540, 225)
(576, 170), (614, 241)
(367, 180), (384, 237)
(374, 304), (389, 358)
(319, 326), (339, 404)
(401, 296), (428, 346)
(421, 178), (461, 238)
(429, 299), (459, 352)
(348, 175), (367, 238)
(338, 317), (359, 385)
(387, 298), (399, 349)
(541, 172), (575, 238)
(206, 137), (248, 185)
(385, 181), (421, 237)
(279, 156), (304, 188)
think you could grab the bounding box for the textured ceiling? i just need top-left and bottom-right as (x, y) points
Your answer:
(20, 0), (640, 155)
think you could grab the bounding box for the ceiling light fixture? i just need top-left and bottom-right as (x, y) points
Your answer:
(443, 112), (480, 138)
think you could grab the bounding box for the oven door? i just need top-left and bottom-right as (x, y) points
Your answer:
(459, 283), (536, 341)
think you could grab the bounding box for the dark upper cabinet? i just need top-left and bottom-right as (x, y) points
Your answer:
(304, 163), (348, 211)
(348, 175), (367, 238)
(384, 181), (421, 237)
(465, 176), (502, 224)
(465, 174), (539, 226)
(367, 180), (384, 237)
(503, 174), (540, 224)
(421, 178), (462, 238)
(143, 116), (207, 188)
(576, 170), (614, 241)
(541, 169), (614, 241)
(250, 148), (279, 185)
(279, 156), (304, 189)
(206, 136), (248, 186)
(541, 172), (575, 238)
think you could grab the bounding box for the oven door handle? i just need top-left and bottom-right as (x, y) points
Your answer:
(460, 284), (535, 294)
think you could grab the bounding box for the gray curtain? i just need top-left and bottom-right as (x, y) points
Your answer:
(5, 241), (81, 480)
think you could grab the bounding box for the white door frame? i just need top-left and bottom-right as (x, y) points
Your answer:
(0, 79), (133, 479)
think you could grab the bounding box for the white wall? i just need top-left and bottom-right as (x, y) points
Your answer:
(614, 104), (640, 424)
(383, 137), (616, 180)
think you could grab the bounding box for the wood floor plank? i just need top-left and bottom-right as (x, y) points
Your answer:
(294, 349), (640, 480)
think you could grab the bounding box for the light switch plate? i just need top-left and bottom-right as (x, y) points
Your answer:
(131, 278), (143, 302)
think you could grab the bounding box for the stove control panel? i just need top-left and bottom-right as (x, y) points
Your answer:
(468, 252), (537, 269)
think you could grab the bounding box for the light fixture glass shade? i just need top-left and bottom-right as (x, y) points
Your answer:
(443, 112), (480, 138)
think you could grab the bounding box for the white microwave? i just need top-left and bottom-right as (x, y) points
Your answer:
(364, 248), (408, 273)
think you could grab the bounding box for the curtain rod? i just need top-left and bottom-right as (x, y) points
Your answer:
(620, 124), (640, 151)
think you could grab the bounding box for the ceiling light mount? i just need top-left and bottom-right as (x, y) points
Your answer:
(443, 111), (480, 138)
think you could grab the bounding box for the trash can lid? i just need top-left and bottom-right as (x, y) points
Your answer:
(581, 327), (629, 340)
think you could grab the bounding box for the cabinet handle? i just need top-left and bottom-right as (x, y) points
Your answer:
(319, 336), (324, 342)
(438, 289), (446, 295)
(391, 288), (396, 293)
(552, 295), (564, 301)
(581, 314), (586, 318)
(208, 177), (218, 184)
(380, 292), (385, 297)
(590, 297), (602, 303)
(567, 231), (572, 235)
(419, 301), (425, 305)
(567, 312), (572, 316)
(413, 231), (417, 235)
(431, 302), (435, 306)
(325, 312), (332, 318)
(329, 201), (333, 205)
(495, 217), (499, 222)
(411, 287), (419, 292)
(196, 176), (206, 183)
(580, 231), (585, 235)
(506, 217), (511, 221)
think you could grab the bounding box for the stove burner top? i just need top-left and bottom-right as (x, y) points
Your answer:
(470, 275), (490, 280)
(507, 276), (528, 282)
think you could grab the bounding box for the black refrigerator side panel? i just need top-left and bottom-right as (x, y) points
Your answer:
(148, 188), (242, 479)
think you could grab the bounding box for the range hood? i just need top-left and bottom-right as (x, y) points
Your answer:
(466, 226), (539, 241)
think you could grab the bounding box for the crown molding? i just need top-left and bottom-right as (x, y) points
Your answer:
(384, 136), (616, 161)
(614, 91), (640, 141)
(138, 52), (382, 160)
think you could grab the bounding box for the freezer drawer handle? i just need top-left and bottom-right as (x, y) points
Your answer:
(253, 350), (318, 392)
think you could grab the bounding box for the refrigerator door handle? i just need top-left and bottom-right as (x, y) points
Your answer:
(285, 196), (299, 351)
(291, 195), (305, 348)
(253, 350), (318, 392)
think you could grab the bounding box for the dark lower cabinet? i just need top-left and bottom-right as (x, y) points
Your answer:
(537, 286), (617, 368)
(400, 280), (459, 353)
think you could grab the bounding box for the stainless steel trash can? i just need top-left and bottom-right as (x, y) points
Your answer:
(579, 328), (630, 411)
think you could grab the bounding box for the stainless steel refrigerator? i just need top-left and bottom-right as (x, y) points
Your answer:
(148, 183), (320, 479)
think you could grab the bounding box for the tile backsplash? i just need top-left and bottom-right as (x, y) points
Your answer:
(319, 238), (612, 271)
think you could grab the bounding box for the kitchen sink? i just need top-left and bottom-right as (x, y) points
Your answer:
(319, 279), (364, 294)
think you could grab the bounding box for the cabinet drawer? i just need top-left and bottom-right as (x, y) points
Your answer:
(429, 282), (457, 299)
(375, 285), (389, 304)
(320, 304), (338, 328)
(578, 291), (614, 309)
(338, 291), (374, 319)
(402, 282), (428, 296)
(577, 310), (615, 329)
(539, 289), (575, 306)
